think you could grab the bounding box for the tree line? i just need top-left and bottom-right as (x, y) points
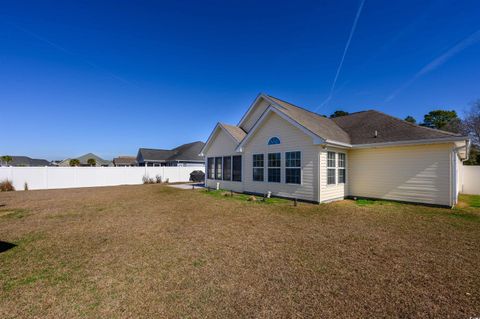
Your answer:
(328, 99), (480, 165)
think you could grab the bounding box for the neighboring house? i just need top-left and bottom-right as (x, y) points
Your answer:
(137, 141), (205, 167)
(58, 153), (113, 167)
(0, 156), (51, 167)
(200, 93), (470, 207)
(113, 156), (137, 167)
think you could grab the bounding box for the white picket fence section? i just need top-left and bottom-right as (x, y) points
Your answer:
(0, 166), (204, 191)
(461, 165), (480, 195)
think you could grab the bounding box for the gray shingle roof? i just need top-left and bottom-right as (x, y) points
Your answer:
(266, 95), (351, 144)
(138, 141), (205, 162)
(265, 95), (461, 145)
(331, 110), (460, 145)
(3, 156), (51, 166)
(113, 156), (137, 165)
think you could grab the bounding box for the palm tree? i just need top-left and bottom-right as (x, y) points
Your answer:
(1, 155), (12, 166)
(69, 159), (80, 167)
(87, 158), (97, 167)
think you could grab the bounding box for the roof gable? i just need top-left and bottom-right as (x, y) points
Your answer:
(200, 123), (246, 155)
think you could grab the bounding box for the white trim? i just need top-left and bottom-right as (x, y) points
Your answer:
(235, 106), (326, 152)
(200, 123), (242, 156)
(285, 150), (302, 185)
(237, 93), (265, 128)
(351, 136), (469, 149)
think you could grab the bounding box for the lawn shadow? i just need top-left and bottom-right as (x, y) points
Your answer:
(0, 241), (17, 253)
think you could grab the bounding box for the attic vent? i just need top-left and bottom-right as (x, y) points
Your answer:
(374, 130), (378, 138)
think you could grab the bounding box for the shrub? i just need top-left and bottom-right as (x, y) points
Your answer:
(142, 175), (155, 184)
(0, 180), (15, 192)
(155, 175), (162, 183)
(190, 170), (205, 183)
(87, 158), (96, 167)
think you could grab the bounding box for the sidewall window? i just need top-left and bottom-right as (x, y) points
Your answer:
(285, 151), (301, 184)
(268, 153), (281, 183)
(223, 156), (232, 181)
(327, 152), (336, 185)
(253, 154), (264, 182)
(215, 157), (222, 180)
(338, 153), (346, 184)
(207, 157), (214, 179)
(232, 155), (242, 182)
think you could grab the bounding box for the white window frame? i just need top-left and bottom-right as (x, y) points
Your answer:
(252, 153), (264, 182)
(285, 151), (302, 185)
(267, 152), (281, 183)
(327, 151), (336, 185)
(337, 152), (346, 184)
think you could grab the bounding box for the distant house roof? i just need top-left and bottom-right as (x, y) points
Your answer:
(60, 153), (112, 166)
(138, 141), (205, 163)
(113, 156), (137, 166)
(2, 156), (51, 167)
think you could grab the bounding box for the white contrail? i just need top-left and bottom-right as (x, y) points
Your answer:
(386, 28), (480, 102)
(316, 0), (366, 111)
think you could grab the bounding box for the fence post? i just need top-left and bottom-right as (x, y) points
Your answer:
(45, 166), (49, 189)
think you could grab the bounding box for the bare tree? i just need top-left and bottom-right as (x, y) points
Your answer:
(463, 100), (480, 145)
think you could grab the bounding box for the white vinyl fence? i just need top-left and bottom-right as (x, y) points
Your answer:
(0, 166), (204, 191)
(461, 165), (480, 195)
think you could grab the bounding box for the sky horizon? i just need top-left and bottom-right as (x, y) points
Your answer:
(1, 0), (480, 161)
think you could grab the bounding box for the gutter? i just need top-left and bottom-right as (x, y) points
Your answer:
(349, 136), (469, 149)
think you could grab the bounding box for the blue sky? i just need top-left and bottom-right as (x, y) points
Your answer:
(1, 0), (479, 160)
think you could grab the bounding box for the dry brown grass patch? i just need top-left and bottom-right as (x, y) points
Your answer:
(0, 185), (479, 318)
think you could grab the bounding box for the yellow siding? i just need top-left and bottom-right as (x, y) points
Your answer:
(348, 144), (453, 206)
(319, 147), (348, 202)
(242, 112), (320, 202)
(204, 129), (244, 193)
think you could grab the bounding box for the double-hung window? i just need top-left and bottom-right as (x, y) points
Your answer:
(223, 156), (232, 181)
(268, 153), (281, 183)
(338, 153), (346, 184)
(252, 154), (264, 181)
(207, 158), (214, 179)
(232, 155), (242, 182)
(327, 152), (336, 185)
(215, 157), (222, 180)
(285, 151), (301, 184)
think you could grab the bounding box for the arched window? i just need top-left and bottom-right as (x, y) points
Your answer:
(268, 137), (281, 145)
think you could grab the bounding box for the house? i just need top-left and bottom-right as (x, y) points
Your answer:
(113, 156), (137, 167)
(0, 156), (51, 167)
(136, 141), (205, 167)
(200, 93), (470, 207)
(58, 153), (113, 167)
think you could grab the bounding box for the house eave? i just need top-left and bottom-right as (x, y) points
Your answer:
(351, 136), (470, 149)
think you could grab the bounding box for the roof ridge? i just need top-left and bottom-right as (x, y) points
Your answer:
(266, 94), (328, 119)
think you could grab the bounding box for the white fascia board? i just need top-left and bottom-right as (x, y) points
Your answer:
(237, 93), (266, 127)
(235, 106), (325, 152)
(199, 123), (242, 156)
(351, 136), (469, 149)
(199, 123), (222, 156)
